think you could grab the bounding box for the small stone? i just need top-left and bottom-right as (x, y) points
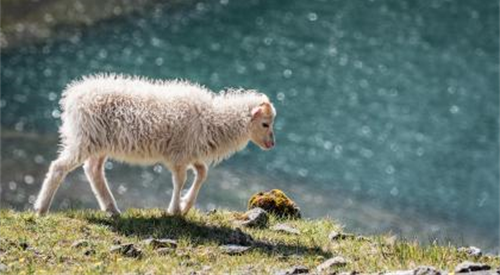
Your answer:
(317, 256), (348, 272)
(0, 263), (7, 272)
(71, 239), (89, 248)
(271, 224), (300, 235)
(239, 207), (269, 228)
(455, 261), (491, 273)
(110, 243), (142, 258)
(228, 228), (254, 246)
(458, 246), (482, 257)
(275, 265), (309, 275)
(142, 238), (178, 249)
(220, 244), (251, 255)
(383, 270), (414, 275)
(414, 266), (441, 275)
(157, 247), (175, 255)
(329, 231), (355, 241)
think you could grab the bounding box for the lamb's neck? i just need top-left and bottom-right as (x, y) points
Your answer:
(205, 103), (254, 161)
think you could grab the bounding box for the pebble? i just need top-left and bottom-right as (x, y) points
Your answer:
(239, 207), (269, 228)
(317, 256), (348, 272)
(220, 244), (251, 255)
(414, 266), (441, 275)
(71, 239), (89, 248)
(329, 231), (355, 241)
(110, 243), (142, 258)
(271, 223), (300, 235)
(274, 265), (309, 275)
(0, 263), (7, 272)
(455, 261), (491, 273)
(142, 238), (178, 249)
(383, 270), (414, 275)
(228, 228), (254, 246)
(458, 246), (482, 257)
(156, 247), (175, 255)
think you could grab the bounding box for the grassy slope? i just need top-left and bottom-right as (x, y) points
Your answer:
(0, 209), (498, 275)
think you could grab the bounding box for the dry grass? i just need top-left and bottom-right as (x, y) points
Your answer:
(0, 208), (498, 274)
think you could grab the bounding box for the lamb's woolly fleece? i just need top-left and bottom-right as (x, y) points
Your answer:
(59, 74), (272, 167)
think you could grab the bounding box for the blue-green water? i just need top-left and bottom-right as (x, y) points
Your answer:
(1, 0), (499, 251)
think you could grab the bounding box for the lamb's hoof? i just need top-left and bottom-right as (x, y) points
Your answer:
(34, 207), (48, 217)
(35, 211), (46, 217)
(179, 201), (192, 215)
(104, 208), (122, 218)
(180, 207), (190, 215)
(167, 207), (182, 216)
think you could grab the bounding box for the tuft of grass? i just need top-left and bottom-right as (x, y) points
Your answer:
(0, 208), (498, 274)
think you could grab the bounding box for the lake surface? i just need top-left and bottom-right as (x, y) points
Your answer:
(1, 0), (498, 251)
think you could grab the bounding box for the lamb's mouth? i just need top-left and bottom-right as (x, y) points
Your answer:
(263, 141), (275, 149)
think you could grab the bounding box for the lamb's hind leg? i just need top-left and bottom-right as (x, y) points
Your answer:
(34, 151), (83, 215)
(83, 156), (121, 216)
(167, 165), (187, 216)
(180, 162), (208, 215)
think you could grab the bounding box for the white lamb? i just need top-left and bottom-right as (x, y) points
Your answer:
(34, 74), (276, 216)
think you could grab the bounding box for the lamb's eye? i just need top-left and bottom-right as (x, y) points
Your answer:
(262, 123), (269, 128)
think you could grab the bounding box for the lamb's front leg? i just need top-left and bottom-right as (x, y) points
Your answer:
(180, 162), (208, 214)
(168, 165), (187, 215)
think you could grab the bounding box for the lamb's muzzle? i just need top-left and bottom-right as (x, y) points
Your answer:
(34, 74), (276, 216)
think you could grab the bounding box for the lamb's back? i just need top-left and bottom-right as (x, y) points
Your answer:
(58, 74), (215, 163)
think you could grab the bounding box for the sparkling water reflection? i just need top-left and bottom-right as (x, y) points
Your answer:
(1, 0), (498, 251)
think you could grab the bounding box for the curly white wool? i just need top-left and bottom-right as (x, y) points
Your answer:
(34, 73), (275, 216)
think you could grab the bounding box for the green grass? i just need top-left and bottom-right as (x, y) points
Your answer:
(0, 208), (498, 274)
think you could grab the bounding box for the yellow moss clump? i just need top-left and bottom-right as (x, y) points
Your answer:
(247, 189), (301, 219)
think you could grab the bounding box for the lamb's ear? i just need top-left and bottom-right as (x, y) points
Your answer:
(251, 106), (263, 121)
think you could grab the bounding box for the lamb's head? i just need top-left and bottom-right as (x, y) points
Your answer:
(249, 101), (276, 150)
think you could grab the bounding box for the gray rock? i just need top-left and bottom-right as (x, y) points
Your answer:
(414, 266), (441, 275)
(383, 270), (414, 275)
(156, 247), (175, 255)
(317, 256), (348, 272)
(458, 246), (483, 257)
(453, 271), (499, 275)
(71, 239), (90, 248)
(220, 244), (251, 255)
(275, 265), (309, 275)
(455, 261), (491, 273)
(0, 263), (7, 272)
(110, 243), (142, 258)
(142, 238), (178, 249)
(228, 228), (254, 246)
(383, 267), (441, 275)
(329, 231), (355, 241)
(239, 208), (269, 228)
(271, 224), (300, 235)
